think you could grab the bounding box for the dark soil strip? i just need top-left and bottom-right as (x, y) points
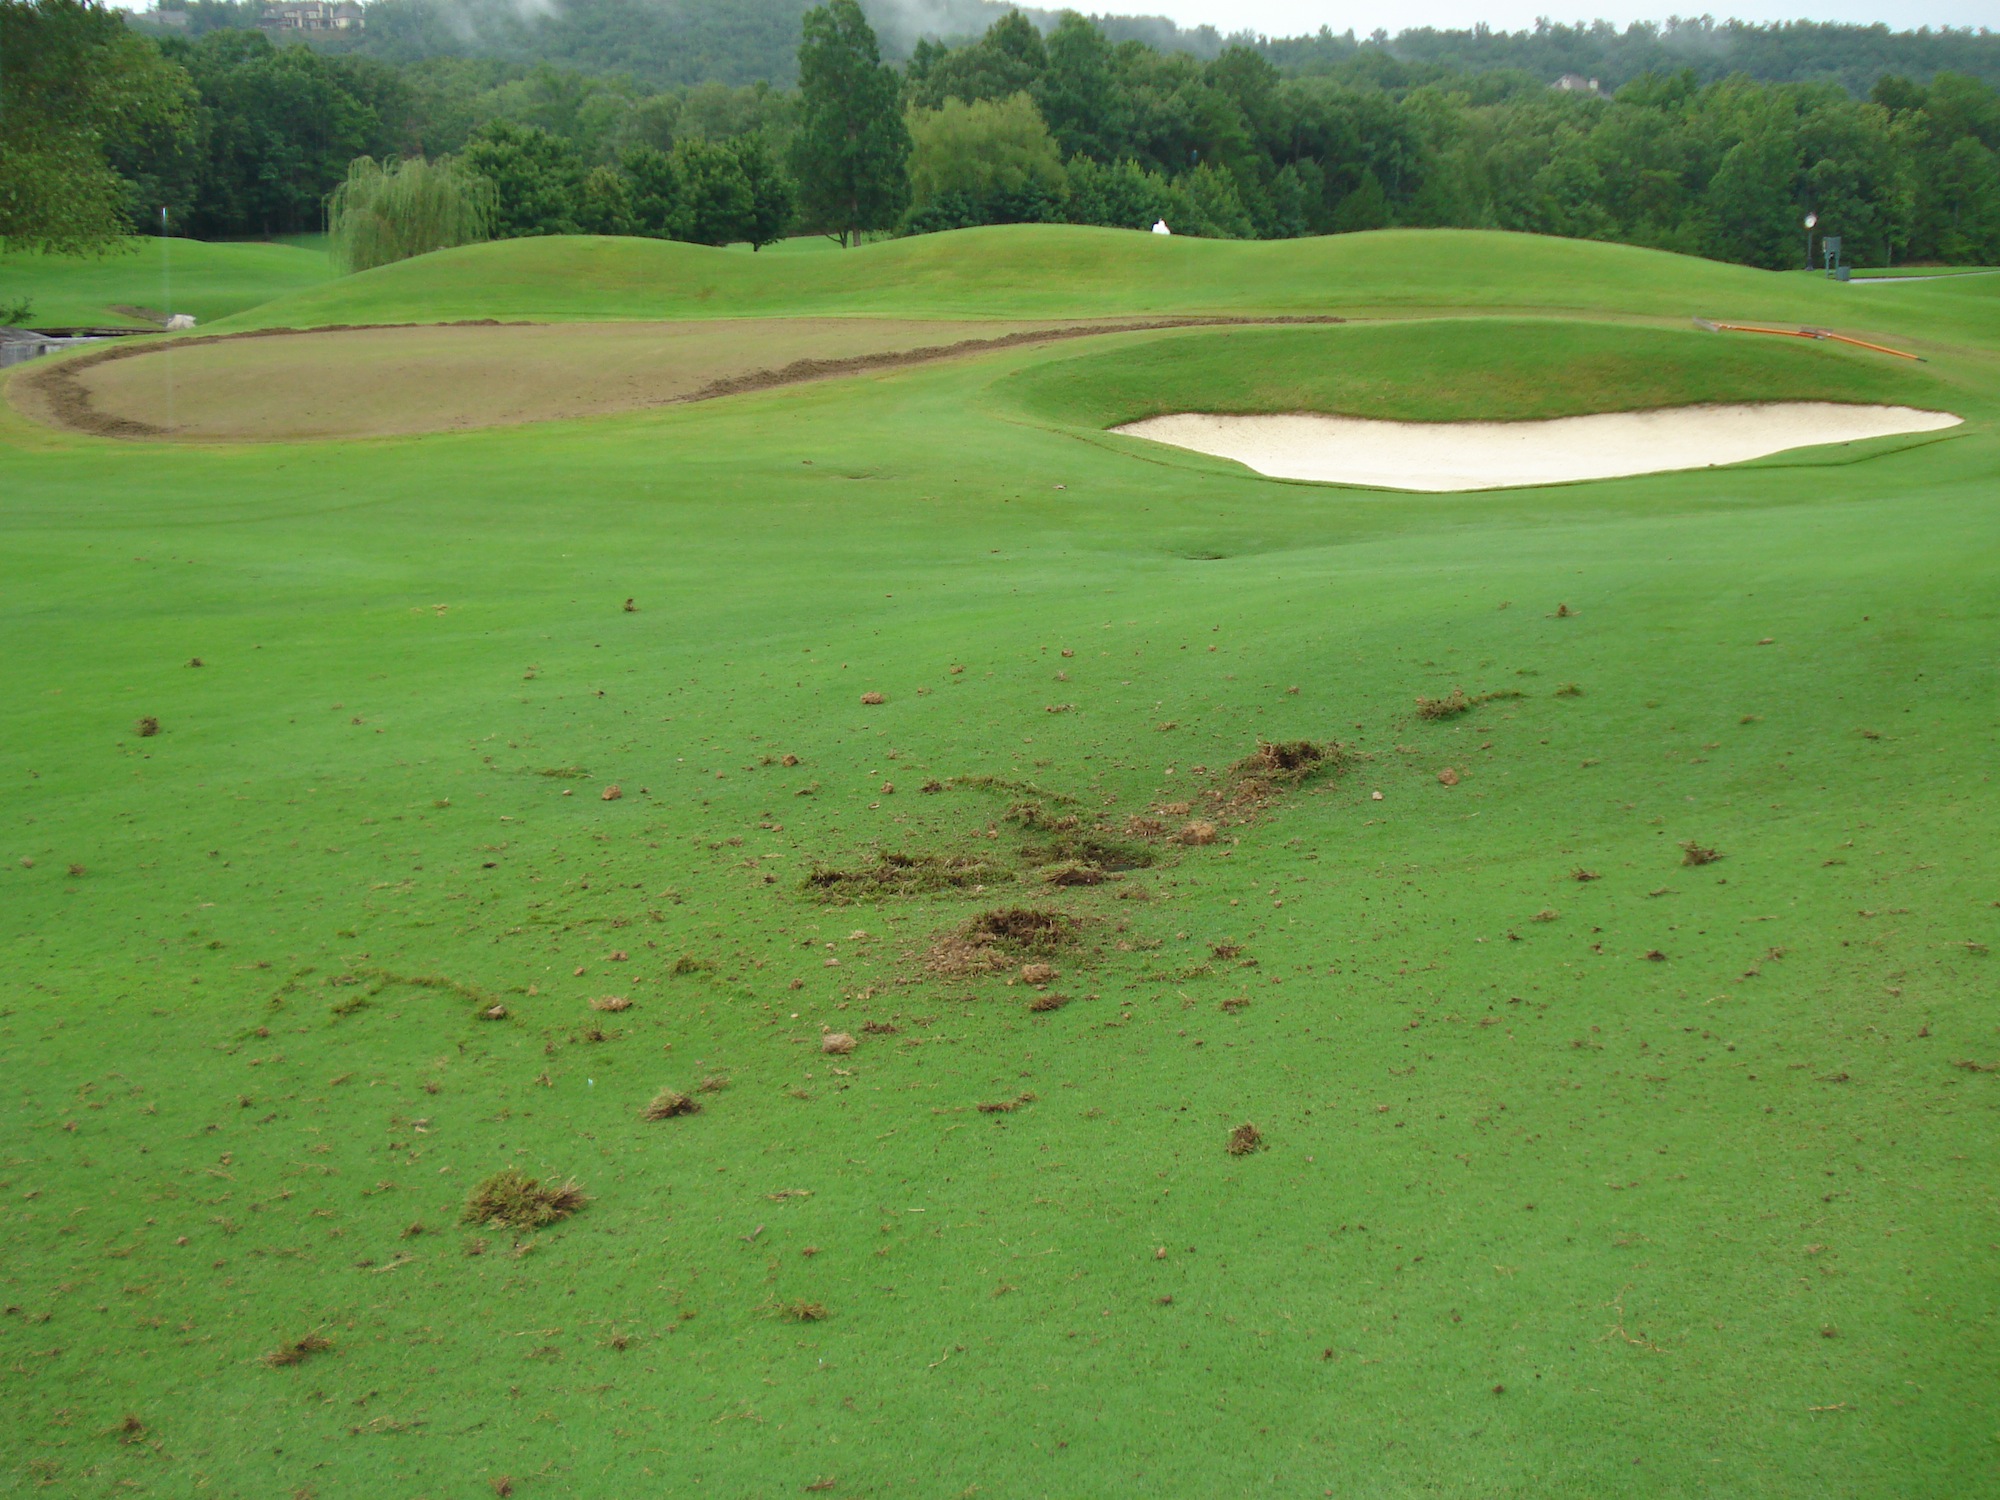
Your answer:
(15, 314), (1343, 441)
(675, 315), (1347, 405)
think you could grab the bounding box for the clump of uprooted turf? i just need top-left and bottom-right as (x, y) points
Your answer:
(1006, 801), (1157, 878)
(1413, 687), (1525, 721)
(640, 1088), (699, 1121)
(461, 1170), (588, 1229)
(806, 850), (1013, 901)
(928, 906), (1080, 975)
(1204, 738), (1354, 818)
(262, 1332), (334, 1368)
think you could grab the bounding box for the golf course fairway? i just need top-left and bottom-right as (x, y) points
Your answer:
(0, 226), (1994, 1497)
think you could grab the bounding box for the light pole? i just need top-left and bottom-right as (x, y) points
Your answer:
(1803, 212), (1818, 273)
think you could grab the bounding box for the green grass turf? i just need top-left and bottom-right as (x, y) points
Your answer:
(1, 229), (1996, 1497)
(997, 318), (1956, 429)
(197, 226), (1971, 343)
(0, 239), (331, 330)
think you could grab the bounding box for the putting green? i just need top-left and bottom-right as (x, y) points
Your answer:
(0, 228), (1994, 1499)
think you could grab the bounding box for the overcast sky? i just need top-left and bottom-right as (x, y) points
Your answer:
(1146, 1), (1995, 33)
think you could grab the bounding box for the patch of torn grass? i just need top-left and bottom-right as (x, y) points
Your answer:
(460, 1170), (588, 1230)
(806, 851), (1013, 901)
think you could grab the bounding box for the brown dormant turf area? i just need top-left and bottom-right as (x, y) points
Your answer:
(12, 315), (1313, 442)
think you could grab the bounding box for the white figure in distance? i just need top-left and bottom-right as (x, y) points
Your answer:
(1151, 219), (1171, 235)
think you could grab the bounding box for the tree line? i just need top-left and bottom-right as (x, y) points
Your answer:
(4, 0), (1998, 273)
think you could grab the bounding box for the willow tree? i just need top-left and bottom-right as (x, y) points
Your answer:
(327, 157), (497, 275)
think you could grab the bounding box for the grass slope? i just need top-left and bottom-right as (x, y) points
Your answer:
(999, 317), (1958, 429)
(0, 230), (1995, 1498)
(0, 240), (332, 330)
(207, 226), (1961, 343)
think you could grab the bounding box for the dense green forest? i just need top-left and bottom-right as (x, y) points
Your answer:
(135, 0), (2000, 93)
(5, 0), (1999, 271)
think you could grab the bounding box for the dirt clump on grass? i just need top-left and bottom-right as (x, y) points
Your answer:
(263, 1333), (334, 1368)
(806, 851), (1011, 901)
(641, 1089), (699, 1120)
(1680, 841), (1723, 866)
(928, 906), (1080, 976)
(1204, 738), (1353, 818)
(1027, 992), (1071, 1013)
(1042, 860), (1110, 886)
(461, 1170), (588, 1230)
(135, 716), (161, 738)
(821, 1032), (857, 1055)
(1226, 1123), (1265, 1156)
(1415, 688), (1525, 721)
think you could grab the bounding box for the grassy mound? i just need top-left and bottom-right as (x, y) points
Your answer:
(209, 225), (1885, 333)
(999, 317), (1951, 430)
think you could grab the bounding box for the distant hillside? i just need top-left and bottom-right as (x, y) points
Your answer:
(346, 0), (1231, 86)
(133, 0), (2000, 93)
(1268, 17), (2000, 95)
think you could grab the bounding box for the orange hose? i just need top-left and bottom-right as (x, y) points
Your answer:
(1697, 318), (1925, 361)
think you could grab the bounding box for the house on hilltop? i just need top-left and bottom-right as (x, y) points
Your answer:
(1551, 73), (1603, 95)
(257, 2), (364, 35)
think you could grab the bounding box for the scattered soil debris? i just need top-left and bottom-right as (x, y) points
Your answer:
(1681, 841), (1723, 866)
(1220, 996), (1251, 1013)
(928, 906), (1080, 976)
(1572, 868), (1602, 882)
(821, 1032), (857, 1055)
(1201, 739), (1353, 819)
(1027, 993), (1071, 1013)
(1021, 962), (1057, 986)
(590, 996), (632, 1012)
(1042, 860), (1110, 886)
(806, 852), (1011, 901)
(262, 1333), (334, 1368)
(1233, 739), (1335, 783)
(1644, 949), (1668, 962)
(1415, 688), (1525, 722)
(861, 1020), (899, 1034)
(641, 1089), (699, 1120)
(1226, 1123), (1265, 1156)
(696, 1073), (731, 1092)
(461, 1170), (588, 1230)
(978, 1092), (1039, 1113)
(1211, 942), (1243, 960)
(780, 1300), (829, 1322)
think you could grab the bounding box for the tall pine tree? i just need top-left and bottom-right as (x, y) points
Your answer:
(791, 0), (908, 246)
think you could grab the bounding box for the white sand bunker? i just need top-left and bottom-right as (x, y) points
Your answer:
(1112, 403), (1962, 491)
